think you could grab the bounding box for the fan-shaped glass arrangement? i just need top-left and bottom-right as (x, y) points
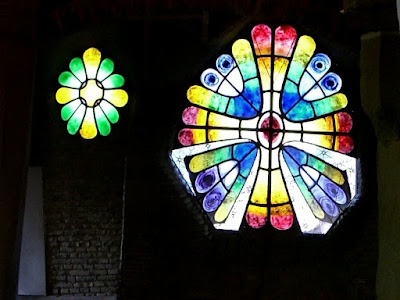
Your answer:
(56, 47), (128, 139)
(171, 24), (358, 234)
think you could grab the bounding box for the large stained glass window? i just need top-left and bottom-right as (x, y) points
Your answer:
(56, 47), (128, 139)
(171, 24), (358, 234)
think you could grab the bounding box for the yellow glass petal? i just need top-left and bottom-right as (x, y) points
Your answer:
(273, 58), (289, 91)
(83, 47), (101, 79)
(302, 116), (334, 132)
(56, 87), (79, 104)
(189, 147), (231, 173)
(208, 112), (240, 128)
(79, 107), (97, 139)
(232, 39), (257, 80)
(250, 170), (268, 204)
(103, 89), (128, 107)
(287, 35), (316, 84)
(323, 165), (345, 185)
(270, 169), (289, 204)
(257, 57), (271, 91)
(214, 193), (236, 222)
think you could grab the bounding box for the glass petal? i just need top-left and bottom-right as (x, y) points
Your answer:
(187, 85), (229, 114)
(103, 89), (128, 107)
(246, 205), (268, 228)
(232, 39), (257, 80)
(287, 36), (316, 84)
(79, 107), (97, 139)
(83, 47), (101, 79)
(270, 204), (294, 230)
(251, 24), (272, 55)
(216, 54), (236, 75)
(61, 99), (81, 121)
(182, 106), (207, 126)
(201, 68), (223, 92)
(102, 74), (125, 89)
(99, 101), (119, 124)
(58, 71), (81, 88)
(69, 57), (86, 82)
(178, 128), (205, 146)
(67, 104), (86, 135)
(274, 25), (297, 57)
(97, 58), (114, 81)
(94, 106), (111, 136)
(56, 87), (79, 104)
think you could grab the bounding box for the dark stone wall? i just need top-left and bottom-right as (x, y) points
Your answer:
(25, 1), (384, 299)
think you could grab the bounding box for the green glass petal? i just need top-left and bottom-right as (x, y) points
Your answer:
(102, 74), (125, 89)
(59, 71), (82, 88)
(94, 106), (111, 136)
(99, 100), (119, 124)
(97, 58), (114, 82)
(69, 57), (86, 82)
(61, 99), (81, 121)
(67, 104), (86, 135)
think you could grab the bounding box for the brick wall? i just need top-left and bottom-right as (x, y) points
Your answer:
(42, 131), (125, 296)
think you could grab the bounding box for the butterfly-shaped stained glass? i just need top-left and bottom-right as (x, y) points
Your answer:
(171, 24), (358, 234)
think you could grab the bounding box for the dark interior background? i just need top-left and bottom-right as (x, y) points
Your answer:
(26, 0), (386, 298)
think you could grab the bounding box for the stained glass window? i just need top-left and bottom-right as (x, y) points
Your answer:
(56, 47), (128, 139)
(171, 24), (359, 234)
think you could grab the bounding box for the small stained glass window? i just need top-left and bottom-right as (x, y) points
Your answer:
(56, 47), (128, 139)
(171, 24), (359, 234)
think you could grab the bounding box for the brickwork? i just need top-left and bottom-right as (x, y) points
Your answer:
(41, 97), (126, 296)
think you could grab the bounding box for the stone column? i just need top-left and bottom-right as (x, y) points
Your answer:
(344, 0), (399, 298)
(361, 31), (400, 300)
(0, 1), (38, 298)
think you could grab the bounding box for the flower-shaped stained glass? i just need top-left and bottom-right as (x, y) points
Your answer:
(56, 47), (128, 139)
(171, 25), (358, 234)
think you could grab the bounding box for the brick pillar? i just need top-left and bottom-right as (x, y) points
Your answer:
(0, 0), (38, 298)
(361, 31), (400, 300)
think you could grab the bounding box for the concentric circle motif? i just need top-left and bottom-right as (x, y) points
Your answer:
(55, 47), (128, 139)
(171, 24), (359, 234)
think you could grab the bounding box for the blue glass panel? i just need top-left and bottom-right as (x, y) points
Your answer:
(318, 176), (347, 205)
(216, 54), (235, 75)
(227, 96), (257, 118)
(282, 150), (300, 176)
(203, 182), (227, 212)
(284, 146), (307, 165)
(195, 166), (220, 194)
(310, 185), (339, 217)
(286, 100), (314, 121)
(282, 80), (300, 113)
(242, 78), (261, 111)
(233, 142), (256, 161)
(240, 148), (257, 177)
